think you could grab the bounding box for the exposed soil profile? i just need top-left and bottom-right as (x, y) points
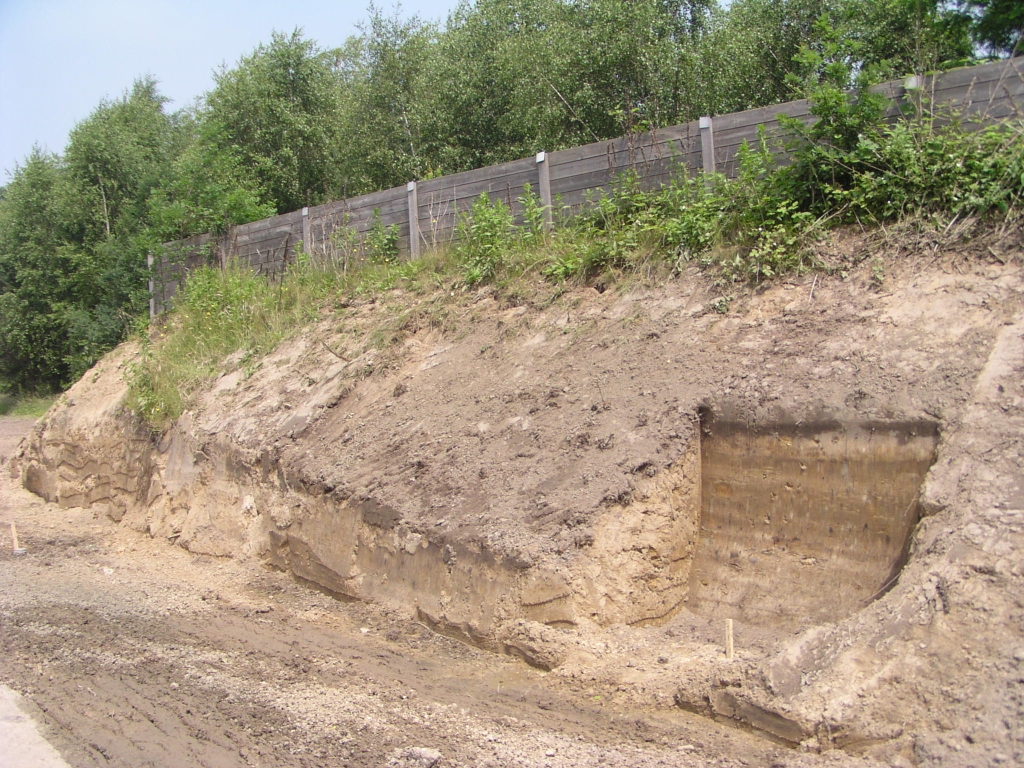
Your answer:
(691, 418), (938, 628)
(1, 439), (788, 768)
(7, 232), (1024, 766)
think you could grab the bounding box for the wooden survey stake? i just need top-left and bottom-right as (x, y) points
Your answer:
(11, 521), (26, 555)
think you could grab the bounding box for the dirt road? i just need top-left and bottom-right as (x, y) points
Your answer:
(0, 417), (834, 768)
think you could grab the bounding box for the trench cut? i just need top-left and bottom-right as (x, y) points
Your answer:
(688, 420), (938, 628)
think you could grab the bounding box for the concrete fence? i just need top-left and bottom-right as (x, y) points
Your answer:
(152, 57), (1024, 316)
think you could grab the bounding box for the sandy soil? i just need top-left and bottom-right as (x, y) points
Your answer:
(6, 224), (1024, 768)
(1, 416), (862, 768)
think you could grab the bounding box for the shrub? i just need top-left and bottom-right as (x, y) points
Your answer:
(366, 208), (401, 264)
(456, 193), (515, 285)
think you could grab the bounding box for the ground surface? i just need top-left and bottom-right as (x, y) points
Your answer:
(1, 417), (869, 768)
(6, 226), (1024, 768)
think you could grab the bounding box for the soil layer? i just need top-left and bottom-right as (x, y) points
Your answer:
(9, 230), (1024, 766)
(3, 417), (830, 768)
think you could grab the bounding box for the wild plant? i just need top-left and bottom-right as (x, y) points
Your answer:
(456, 193), (515, 285)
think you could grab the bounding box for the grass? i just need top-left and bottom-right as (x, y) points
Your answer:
(0, 394), (55, 418)
(125, 247), (471, 428)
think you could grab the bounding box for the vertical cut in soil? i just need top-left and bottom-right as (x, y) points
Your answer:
(689, 417), (938, 629)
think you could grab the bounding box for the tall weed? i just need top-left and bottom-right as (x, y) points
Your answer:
(126, 263), (316, 427)
(456, 193), (516, 286)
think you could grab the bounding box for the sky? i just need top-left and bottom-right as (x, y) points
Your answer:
(0, 0), (459, 179)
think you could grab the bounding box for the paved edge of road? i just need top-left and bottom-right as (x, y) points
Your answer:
(0, 685), (72, 768)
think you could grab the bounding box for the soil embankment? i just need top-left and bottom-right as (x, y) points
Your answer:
(10, 234), (1024, 766)
(1, 416), (789, 768)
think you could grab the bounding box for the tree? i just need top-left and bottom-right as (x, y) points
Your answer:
(148, 111), (274, 241)
(63, 77), (176, 245)
(421, 0), (566, 171)
(709, 0), (974, 113)
(204, 30), (345, 213)
(335, 8), (438, 193)
(0, 79), (180, 391)
(0, 149), (77, 391)
(845, 0), (974, 76)
(60, 78), (179, 379)
(967, 0), (1024, 56)
(419, 0), (721, 173)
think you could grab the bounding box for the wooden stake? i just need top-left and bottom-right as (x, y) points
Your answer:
(725, 619), (734, 660)
(11, 521), (26, 555)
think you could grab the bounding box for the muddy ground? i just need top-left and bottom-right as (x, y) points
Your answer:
(1, 417), (870, 768)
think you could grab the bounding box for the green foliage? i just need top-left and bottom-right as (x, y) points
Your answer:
(456, 193), (516, 285)
(420, 0), (722, 172)
(148, 118), (274, 240)
(841, 0), (974, 76)
(777, 49), (890, 214)
(808, 117), (1024, 220)
(966, 0), (1024, 56)
(326, 222), (363, 268)
(125, 263), (307, 426)
(205, 29), (345, 213)
(328, 0), (984, 189)
(518, 183), (548, 247)
(779, 53), (1024, 222)
(0, 80), (179, 392)
(718, 0), (973, 111)
(63, 78), (176, 244)
(336, 9), (438, 193)
(365, 209), (401, 264)
(0, 72), (278, 394)
(123, 249), (461, 427)
(534, 145), (814, 285)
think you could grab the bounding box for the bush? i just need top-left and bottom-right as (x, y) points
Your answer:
(366, 208), (401, 264)
(456, 193), (516, 285)
(539, 80), (1023, 286)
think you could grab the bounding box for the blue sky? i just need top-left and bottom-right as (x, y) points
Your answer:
(0, 0), (459, 179)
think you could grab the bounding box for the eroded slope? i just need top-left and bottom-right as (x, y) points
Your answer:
(13, 243), (1024, 765)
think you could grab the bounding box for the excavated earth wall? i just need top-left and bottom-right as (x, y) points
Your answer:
(690, 419), (939, 628)
(12, 244), (1024, 766)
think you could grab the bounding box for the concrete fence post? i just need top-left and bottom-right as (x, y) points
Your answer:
(407, 181), (420, 259)
(903, 74), (923, 121)
(301, 206), (311, 255)
(536, 151), (553, 232)
(699, 116), (716, 179)
(147, 252), (156, 319)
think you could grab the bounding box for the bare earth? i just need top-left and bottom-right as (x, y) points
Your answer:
(0, 416), (819, 768)
(5, 226), (1024, 767)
